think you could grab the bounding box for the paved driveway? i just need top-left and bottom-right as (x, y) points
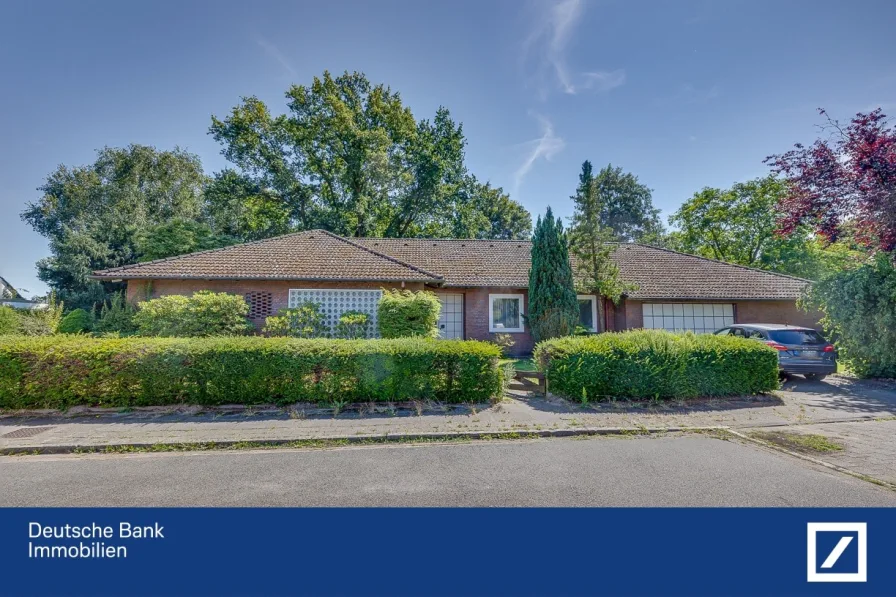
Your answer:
(776, 375), (896, 421)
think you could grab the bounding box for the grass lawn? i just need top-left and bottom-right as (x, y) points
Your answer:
(499, 358), (537, 372)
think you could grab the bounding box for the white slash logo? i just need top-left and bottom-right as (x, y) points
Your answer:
(807, 522), (867, 582)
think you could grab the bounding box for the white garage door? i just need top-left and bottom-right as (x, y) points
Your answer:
(437, 294), (464, 339)
(642, 303), (734, 334)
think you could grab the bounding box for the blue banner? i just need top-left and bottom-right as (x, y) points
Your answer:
(0, 508), (893, 596)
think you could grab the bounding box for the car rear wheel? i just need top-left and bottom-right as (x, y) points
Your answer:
(804, 373), (827, 381)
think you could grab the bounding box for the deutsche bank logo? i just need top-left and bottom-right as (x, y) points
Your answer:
(807, 523), (867, 582)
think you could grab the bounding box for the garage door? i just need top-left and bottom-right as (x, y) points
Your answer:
(437, 294), (464, 339)
(642, 303), (734, 334)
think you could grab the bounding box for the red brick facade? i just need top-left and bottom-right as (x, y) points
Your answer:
(126, 279), (820, 355)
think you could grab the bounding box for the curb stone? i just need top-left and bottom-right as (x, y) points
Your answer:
(0, 426), (730, 455)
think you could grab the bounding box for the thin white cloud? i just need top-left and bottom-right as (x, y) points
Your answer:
(522, 0), (624, 97)
(513, 114), (566, 195)
(256, 37), (296, 77)
(581, 70), (626, 92)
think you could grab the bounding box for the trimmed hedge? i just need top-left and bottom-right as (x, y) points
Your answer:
(534, 330), (779, 400)
(0, 336), (503, 409)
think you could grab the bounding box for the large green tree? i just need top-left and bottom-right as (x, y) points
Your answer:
(209, 70), (530, 240)
(135, 219), (235, 262)
(21, 145), (207, 309)
(585, 163), (664, 242)
(568, 161), (631, 331)
(667, 175), (862, 279)
(527, 207), (579, 342)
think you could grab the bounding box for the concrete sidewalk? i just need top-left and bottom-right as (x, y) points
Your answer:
(2, 375), (895, 452)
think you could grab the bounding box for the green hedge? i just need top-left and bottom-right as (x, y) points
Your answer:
(377, 290), (441, 338)
(534, 330), (779, 400)
(0, 336), (503, 409)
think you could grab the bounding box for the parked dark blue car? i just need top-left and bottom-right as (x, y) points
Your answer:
(714, 323), (837, 380)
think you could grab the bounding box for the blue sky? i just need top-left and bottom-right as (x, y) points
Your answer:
(1, 0), (894, 297)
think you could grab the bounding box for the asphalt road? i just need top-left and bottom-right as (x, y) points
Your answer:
(2, 435), (894, 506)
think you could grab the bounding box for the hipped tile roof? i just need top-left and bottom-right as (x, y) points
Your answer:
(93, 230), (810, 300)
(92, 230), (443, 283)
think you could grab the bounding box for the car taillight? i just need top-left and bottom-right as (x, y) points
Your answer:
(823, 345), (835, 352)
(764, 341), (788, 351)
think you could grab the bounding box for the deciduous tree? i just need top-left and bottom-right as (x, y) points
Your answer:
(590, 163), (663, 242)
(767, 108), (896, 254)
(21, 145), (207, 309)
(209, 70), (531, 240)
(668, 175), (863, 279)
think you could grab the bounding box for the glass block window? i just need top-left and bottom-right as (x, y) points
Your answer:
(288, 289), (382, 337)
(244, 291), (273, 320)
(642, 303), (734, 334)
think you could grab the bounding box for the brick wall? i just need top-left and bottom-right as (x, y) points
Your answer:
(456, 286), (534, 356)
(619, 298), (822, 330)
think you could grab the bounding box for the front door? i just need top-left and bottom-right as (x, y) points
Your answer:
(437, 293), (464, 339)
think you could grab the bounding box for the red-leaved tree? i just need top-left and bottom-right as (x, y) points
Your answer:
(766, 108), (896, 253)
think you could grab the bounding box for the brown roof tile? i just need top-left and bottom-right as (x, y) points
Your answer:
(358, 238), (809, 299)
(92, 230), (443, 282)
(93, 230), (809, 300)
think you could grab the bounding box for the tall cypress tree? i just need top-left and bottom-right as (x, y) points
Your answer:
(528, 207), (579, 342)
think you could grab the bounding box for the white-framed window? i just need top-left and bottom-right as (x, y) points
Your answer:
(288, 289), (382, 337)
(489, 294), (525, 333)
(577, 295), (598, 333)
(642, 303), (734, 334)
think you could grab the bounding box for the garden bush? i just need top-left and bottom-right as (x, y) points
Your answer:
(57, 308), (94, 334)
(133, 291), (254, 337)
(801, 253), (896, 378)
(263, 303), (328, 338)
(534, 330), (779, 400)
(0, 336), (504, 408)
(377, 290), (440, 338)
(335, 310), (371, 339)
(93, 293), (138, 335)
(0, 306), (18, 335)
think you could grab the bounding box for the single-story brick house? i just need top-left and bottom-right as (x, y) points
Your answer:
(92, 229), (818, 355)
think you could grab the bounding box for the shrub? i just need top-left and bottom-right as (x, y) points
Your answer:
(264, 304), (328, 338)
(0, 306), (19, 335)
(377, 290), (440, 338)
(12, 292), (64, 337)
(335, 310), (371, 339)
(534, 330), (779, 401)
(0, 336), (504, 408)
(93, 293), (138, 335)
(491, 333), (516, 357)
(58, 308), (94, 334)
(801, 253), (896, 378)
(133, 291), (253, 337)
